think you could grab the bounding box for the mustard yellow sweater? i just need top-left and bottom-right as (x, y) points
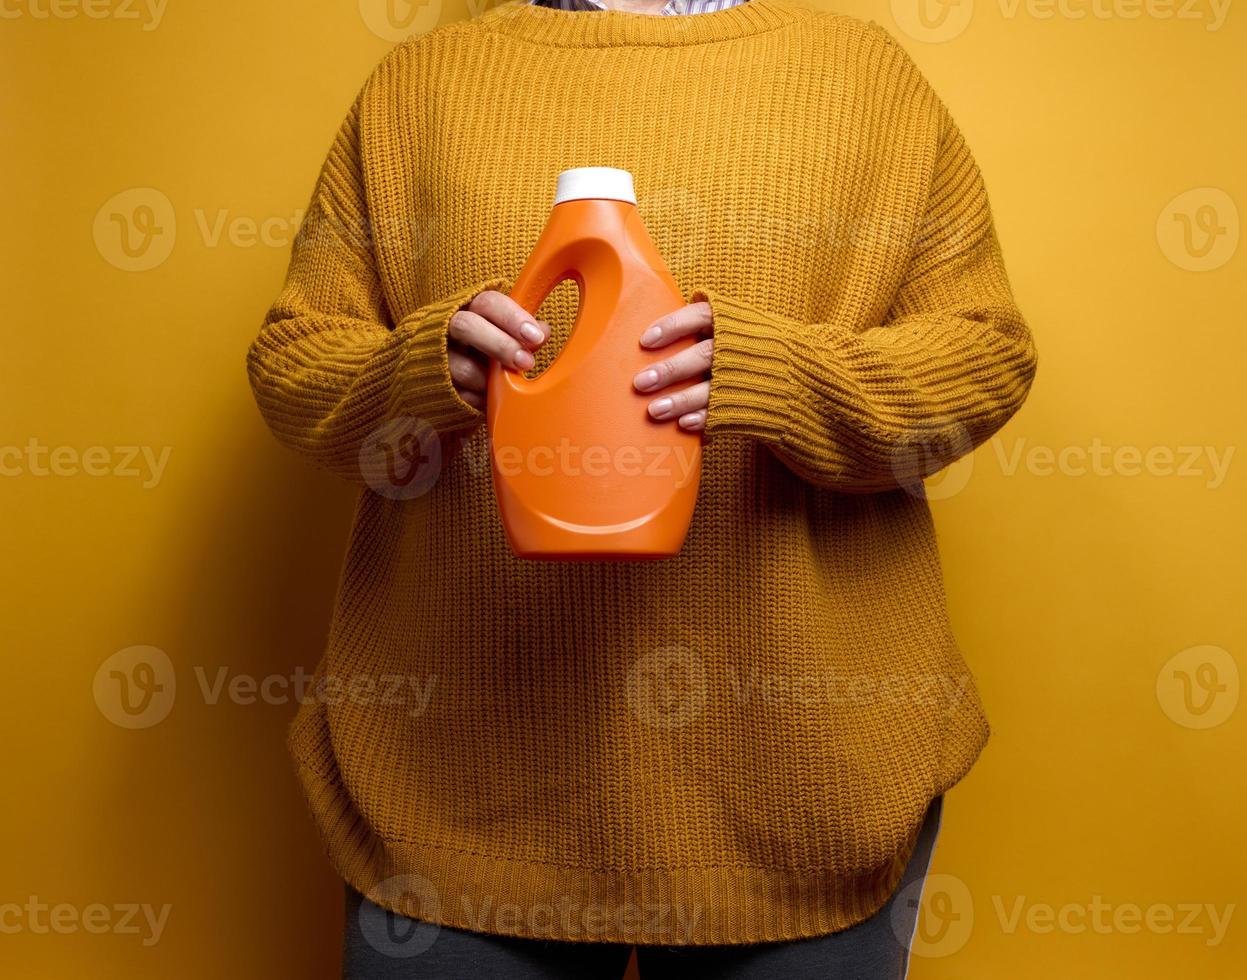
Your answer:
(247, 0), (1037, 945)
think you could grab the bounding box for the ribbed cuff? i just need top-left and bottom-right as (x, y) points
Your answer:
(394, 277), (509, 433)
(691, 287), (796, 446)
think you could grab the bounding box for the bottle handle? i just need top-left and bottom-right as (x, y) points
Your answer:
(492, 262), (583, 396)
(492, 234), (622, 396)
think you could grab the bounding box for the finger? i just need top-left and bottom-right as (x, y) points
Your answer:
(451, 337), (491, 367)
(640, 302), (713, 348)
(633, 339), (713, 392)
(647, 380), (710, 421)
(448, 347), (488, 393)
(449, 308), (535, 371)
(458, 387), (485, 410)
(677, 410), (706, 432)
(466, 290), (547, 349)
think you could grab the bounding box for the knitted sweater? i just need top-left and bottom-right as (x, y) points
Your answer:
(247, 0), (1037, 946)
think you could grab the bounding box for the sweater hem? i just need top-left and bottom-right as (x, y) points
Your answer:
(289, 704), (988, 946)
(294, 756), (914, 945)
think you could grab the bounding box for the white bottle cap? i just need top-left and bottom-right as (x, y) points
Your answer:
(553, 167), (636, 206)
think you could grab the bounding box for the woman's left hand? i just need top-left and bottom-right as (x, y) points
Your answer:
(632, 301), (714, 433)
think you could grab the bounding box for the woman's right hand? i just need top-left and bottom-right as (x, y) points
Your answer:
(447, 290), (550, 410)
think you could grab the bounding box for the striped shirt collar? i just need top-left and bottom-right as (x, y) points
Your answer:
(531, 0), (749, 14)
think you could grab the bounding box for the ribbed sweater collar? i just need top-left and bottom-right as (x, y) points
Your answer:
(478, 0), (807, 47)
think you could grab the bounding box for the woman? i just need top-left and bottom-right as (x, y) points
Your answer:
(247, 0), (1038, 975)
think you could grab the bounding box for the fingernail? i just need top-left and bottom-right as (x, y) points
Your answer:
(514, 349), (534, 370)
(634, 369), (659, 391)
(679, 412), (703, 428)
(650, 397), (673, 418)
(519, 321), (543, 345)
(640, 325), (662, 346)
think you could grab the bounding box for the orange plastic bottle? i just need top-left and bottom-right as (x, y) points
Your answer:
(487, 167), (702, 561)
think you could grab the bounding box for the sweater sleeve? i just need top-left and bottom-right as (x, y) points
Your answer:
(246, 97), (502, 484)
(695, 105), (1038, 494)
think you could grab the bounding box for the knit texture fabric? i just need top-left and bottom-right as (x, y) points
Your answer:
(247, 0), (1037, 946)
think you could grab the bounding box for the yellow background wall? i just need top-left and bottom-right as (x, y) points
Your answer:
(2, 1), (1242, 977)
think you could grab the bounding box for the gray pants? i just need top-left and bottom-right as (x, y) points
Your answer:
(343, 794), (943, 979)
